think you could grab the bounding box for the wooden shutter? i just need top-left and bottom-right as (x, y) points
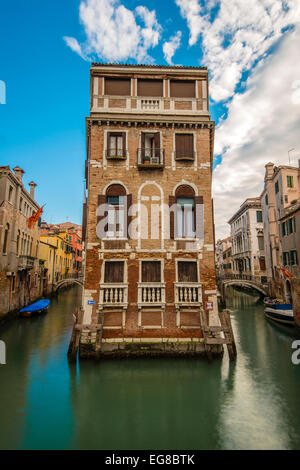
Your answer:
(137, 79), (163, 97)
(194, 196), (203, 237)
(104, 78), (131, 96)
(178, 261), (198, 282)
(169, 196), (176, 239)
(154, 133), (160, 159)
(141, 132), (146, 160)
(170, 80), (195, 98)
(127, 194), (132, 238)
(175, 134), (193, 159)
(122, 133), (126, 157)
(104, 261), (124, 283)
(97, 195), (107, 235)
(142, 261), (161, 282)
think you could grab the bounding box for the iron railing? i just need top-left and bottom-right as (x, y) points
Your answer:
(137, 148), (164, 167)
(106, 148), (127, 159)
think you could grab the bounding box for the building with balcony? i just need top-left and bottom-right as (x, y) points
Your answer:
(0, 166), (44, 318)
(228, 198), (266, 283)
(260, 161), (300, 301)
(80, 63), (218, 358)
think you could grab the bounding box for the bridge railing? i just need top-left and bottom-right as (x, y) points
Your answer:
(220, 273), (272, 287)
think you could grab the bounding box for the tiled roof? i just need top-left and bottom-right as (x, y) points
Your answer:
(91, 62), (207, 71)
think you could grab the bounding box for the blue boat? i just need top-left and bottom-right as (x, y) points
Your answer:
(20, 299), (50, 318)
(264, 302), (294, 326)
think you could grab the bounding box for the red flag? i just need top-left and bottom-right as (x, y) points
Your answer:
(280, 267), (293, 279)
(28, 205), (44, 229)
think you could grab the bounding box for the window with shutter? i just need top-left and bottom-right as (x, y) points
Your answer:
(177, 261), (198, 282)
(104, 261), (124, 283)
(104, 78), (131, 96)
(175, 134), (194, 160)
(140, 132), (161, 163)
(141, 261), (161, 282)
(107, 132), (126, 159)
(99, 185), (129, 239)
(170, 80), (195, 98)
(137, 79), (163, 97)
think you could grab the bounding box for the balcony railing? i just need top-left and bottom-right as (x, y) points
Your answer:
(100, 283), (128, 306)
(174, 151), (195, 161)
(174, 283), (202, 305)
(140, 99), (160, 110)
(137, 148), (164, 168)
(106, 148), (127, 160)
(221, 273), (272, 286)
(18, 255), (36, 270)
(138, 283), (166, 306)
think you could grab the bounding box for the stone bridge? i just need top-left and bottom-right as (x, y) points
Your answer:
(53, 276), (84, 292)
(218, 275), (270, 300)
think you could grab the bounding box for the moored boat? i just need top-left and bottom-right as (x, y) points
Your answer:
(20, 299), (50, 318)
(264, 302), (294, 326)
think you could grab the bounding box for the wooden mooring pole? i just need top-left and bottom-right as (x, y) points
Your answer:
(200, 309), (237, 362)
(67, 308), (83, 362)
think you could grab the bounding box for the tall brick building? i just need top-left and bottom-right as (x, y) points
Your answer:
(80, 63), (219, 358)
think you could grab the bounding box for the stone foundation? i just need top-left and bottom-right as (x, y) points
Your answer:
(79, 338), (223, 359)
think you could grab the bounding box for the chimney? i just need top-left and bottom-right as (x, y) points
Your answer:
(264, 162), (274, 182)
(13, 166), (25, 183)
(29, 181), (37, 200)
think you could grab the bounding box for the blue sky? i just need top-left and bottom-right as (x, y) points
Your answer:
(1, 0), (300, 236)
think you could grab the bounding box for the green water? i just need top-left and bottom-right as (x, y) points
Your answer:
(0, 286), (300, 450)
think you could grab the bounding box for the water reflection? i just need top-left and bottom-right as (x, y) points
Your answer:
(0, 286), (300, 449)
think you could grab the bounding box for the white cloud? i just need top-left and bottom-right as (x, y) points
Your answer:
(213, 25), (300, 239)
(176, 0), (300, 101)
(63, 37), (87, 60)
(64, 0), (161, 63)
(163, 31), (182, 65)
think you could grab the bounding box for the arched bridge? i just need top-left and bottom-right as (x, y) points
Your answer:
(218, 275), (270, 299)
(53, 276), (84, 292)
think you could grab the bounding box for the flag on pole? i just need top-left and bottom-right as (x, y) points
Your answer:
(280, 267), (293, 279)
(27, 205), (45, 229)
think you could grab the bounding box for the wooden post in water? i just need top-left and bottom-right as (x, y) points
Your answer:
(68, 307), (83, 362)
(219, 309), (237, 361)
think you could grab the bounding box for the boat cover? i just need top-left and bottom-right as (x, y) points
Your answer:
(20, 299), (50, 313)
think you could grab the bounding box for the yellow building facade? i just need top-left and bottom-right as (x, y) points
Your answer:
(39, 229), (74, 292)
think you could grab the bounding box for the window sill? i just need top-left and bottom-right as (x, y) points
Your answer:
(102, 237), (128, 241)
(106, 156), (127, 161)
(175, 238), (197, 242)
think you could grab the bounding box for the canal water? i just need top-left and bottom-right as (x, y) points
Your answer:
(0, 286), (300, 450)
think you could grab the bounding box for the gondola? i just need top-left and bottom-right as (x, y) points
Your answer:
(20, 299), (50, 318)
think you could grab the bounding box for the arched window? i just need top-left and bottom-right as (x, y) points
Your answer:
(2, 223), (10, 254)
(97, 184), (132, 239)
(175, 185), (195, 238)
(169, 185), (203, 239)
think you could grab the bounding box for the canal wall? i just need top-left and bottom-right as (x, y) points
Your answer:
(292, 277), (300, 329)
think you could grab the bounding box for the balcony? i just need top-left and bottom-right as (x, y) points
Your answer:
(100, 283), (128, 307)
(106, 148), (127, 160)
(138, 283), (166, 307)
(137, 148), (164, 169)
(91, 95), (208, 116)
(18, 255), (35, 270)
(174, 150), (195, 162)
(174, 283), (202, 306)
